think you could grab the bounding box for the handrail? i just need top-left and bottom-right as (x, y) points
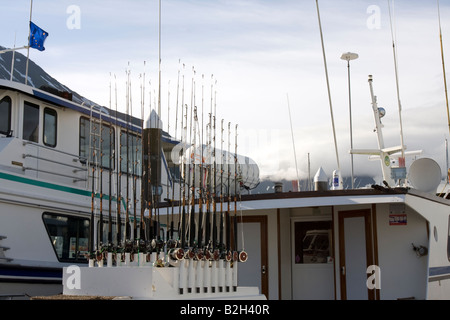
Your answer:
(23, 154), (86, 171)
(22, 140), (87, 161)
(23, 167), (87, 182)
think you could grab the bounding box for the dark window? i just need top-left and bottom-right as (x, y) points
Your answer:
(79, 117), (115, 169)
(0, 96), (12, 135)
(120, 130), (142, 176)
(42, 212), (89, 263)
(43, 108), (57, 147)
(294, 221), (332, 264)
(23, 101), (39, 142)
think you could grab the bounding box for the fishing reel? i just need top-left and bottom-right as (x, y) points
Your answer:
(124, 239), (133, 253)
(195, 249), (204, 260)
(185, 248), (196, 260)
(238, 250), (248, 263)
(203, 249), (212, 261)
(212, 249), (221, 261)
(169, 247), (185, 261)
(225, 250), (232, 262)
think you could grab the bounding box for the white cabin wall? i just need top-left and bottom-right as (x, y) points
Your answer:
(375, 203), (428, 300)
(278, 208), (291, 300)
(404, 194), (450, 299)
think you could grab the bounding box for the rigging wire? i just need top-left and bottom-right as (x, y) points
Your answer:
(387, 0), (406, 159)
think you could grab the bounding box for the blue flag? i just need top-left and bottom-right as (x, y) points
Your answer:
(29, 21), (49, 51)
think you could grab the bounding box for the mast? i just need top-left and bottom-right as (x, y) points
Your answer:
(437, 0), (450, 139)
(315, 0), (340, 171)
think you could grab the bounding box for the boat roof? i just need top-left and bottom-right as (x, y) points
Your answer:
(0, 78), (143, 133)
(158, 186), (450, 212)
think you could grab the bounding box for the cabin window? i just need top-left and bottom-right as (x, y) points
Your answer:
(43, 108), (57, 147)
(120, 130), (142, 176)
(294, 221), (332, 264)
(0, 96), (12, 135)
(42, 212), (89, 263)
(79, 117), (115, 169)
(23, 101), (39, 142)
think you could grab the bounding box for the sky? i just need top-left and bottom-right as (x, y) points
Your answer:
(2, 0), (450, 187)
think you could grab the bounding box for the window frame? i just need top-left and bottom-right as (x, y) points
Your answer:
(79, 116), (116, 170)
(43, 107), (57, 147)
(22, 101), (40, 143)
(0, 96), (12, 135)
(42, 212), (90, 263)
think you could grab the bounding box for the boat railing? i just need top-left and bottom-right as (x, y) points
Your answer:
(22, 140), (88, 185)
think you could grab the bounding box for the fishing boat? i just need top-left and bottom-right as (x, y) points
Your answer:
(0, 46), (264, 300)
(2, 0), (450, 301)
(1, 57), (450, 300)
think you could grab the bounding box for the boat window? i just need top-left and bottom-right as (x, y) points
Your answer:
(42, 212), (89, 263)
(23, 101), (39, 142)
(120, 130), (142, 176)
(79, 117), (115, 169)
(43, 108), (57, 147)
(0, 96), (12, 135)
(294, 221), (332, 264)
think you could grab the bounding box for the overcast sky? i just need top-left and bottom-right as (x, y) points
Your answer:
(2, 0), (450, 186)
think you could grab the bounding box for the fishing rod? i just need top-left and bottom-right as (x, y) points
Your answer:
(233, 124), (238, 260)
(180, 103), (188, 250)
(89, 106), (96, 262)
(196, 75), (205, 258)
(108, 73), (113, 248)
(170, 61), (181, 243)
(204, 111), (212, 254)
(178, 64), (186, 249)
(189, 106), (198, 250)
(225, 122), (232, 263)
(124, 69), (131, 252)
(166, 80), (172, 244)
(98, 109), (104, 262)
(115, 74), (123, 255)
(219, 119), (224, 257)
(129, 74), (138, 244)
(204, 75), (215, 255)
(211, 80), (218, 258)
(139, 64), (147, 245)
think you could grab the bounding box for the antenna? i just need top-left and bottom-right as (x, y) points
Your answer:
(286, 93), (300, 191)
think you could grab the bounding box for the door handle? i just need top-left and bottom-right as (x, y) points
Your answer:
(262, 265), (266, 274)
(341, 266), (345, 276)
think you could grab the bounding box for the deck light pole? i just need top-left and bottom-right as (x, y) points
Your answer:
(341, 52), (358, 189)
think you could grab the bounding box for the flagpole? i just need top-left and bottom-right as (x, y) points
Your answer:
(25, 0), (33, 85)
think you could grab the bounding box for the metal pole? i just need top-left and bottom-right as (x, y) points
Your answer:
(25, 0), (33, 85)
(341, 52), (358, 189)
